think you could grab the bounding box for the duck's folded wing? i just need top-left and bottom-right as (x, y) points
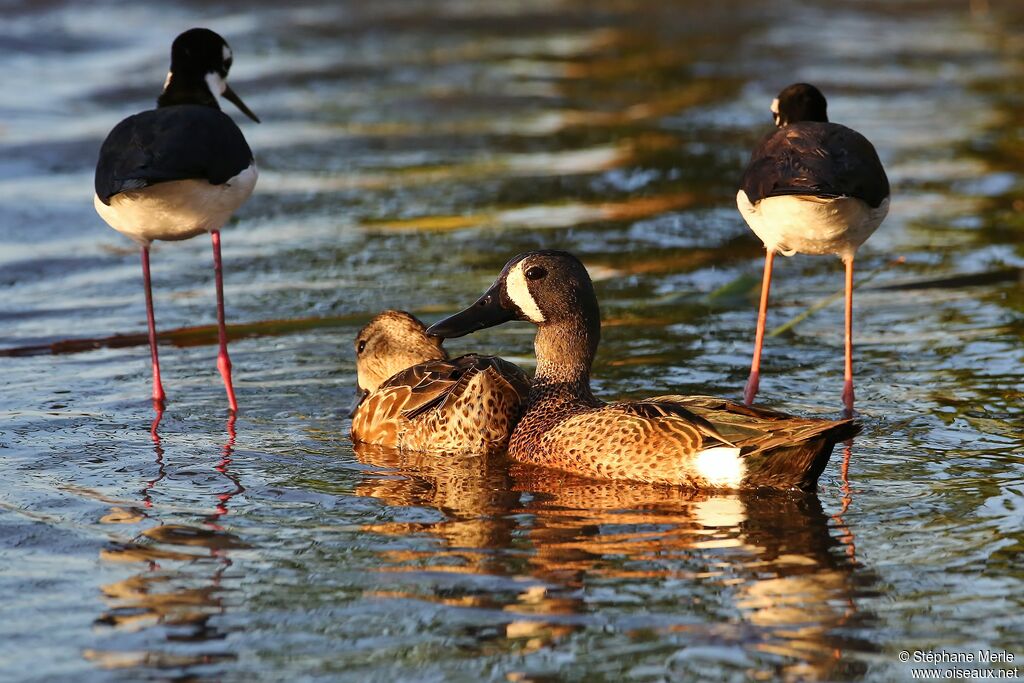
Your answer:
(626, 399), (735, 446)
(648, 395), (859, 444)
(397, 354), (529, 420)
(484, 355), (532, 399)
(374, 358), (462, 420)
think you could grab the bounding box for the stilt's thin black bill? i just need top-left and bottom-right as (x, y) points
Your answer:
(223, 84), (260, 123)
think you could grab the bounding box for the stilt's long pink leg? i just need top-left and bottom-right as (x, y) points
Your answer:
(842, 256), (855, 416)
(744, 249), (775, 406)
(211, 230), (238, 413)
(141, 246), (166, 410)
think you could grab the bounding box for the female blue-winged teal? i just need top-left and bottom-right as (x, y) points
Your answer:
(427, 251), (858, 490)
(737, 83), (890, 413)
(350, 310), (530, 454)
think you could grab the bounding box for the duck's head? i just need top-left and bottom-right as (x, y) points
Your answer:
(771, 83), (828, 127)
(427, 251), (601, 364)
(158, 28), (260, 122)
(355, 310), (447, 394)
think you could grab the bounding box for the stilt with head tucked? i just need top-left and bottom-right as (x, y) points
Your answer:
(736, 83), (889, 411)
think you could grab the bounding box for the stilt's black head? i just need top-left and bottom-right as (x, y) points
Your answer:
(772, 83), (828, 127)
(170, 28), (233, 79)
(157, 28), (260, 122)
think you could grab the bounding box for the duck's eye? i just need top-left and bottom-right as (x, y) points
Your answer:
(525, 265), (547, 280)
(477, 295), (492, 307)
(357, 340), (367, 354)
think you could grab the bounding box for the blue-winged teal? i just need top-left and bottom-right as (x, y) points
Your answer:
(427, 251), (858, 490)
(737, 83), (890, 413)
(351, 310), (530, 454)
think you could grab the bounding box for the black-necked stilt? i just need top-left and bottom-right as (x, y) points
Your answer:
(736, 83), (889, 414)
(94, 28), (260, 413)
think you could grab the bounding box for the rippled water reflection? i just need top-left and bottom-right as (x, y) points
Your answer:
(1, 0), (1022, 680)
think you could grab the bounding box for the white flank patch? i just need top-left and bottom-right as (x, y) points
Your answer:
(506, 261), (545, 323)
(693, 447), (745, 489)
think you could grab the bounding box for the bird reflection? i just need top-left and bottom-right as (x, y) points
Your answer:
(87, 415), (245, 675)
(354, 443), (518, 576)
(353, 442), (875, 677)
(141, 411), (166, 512)
(208, 414), (244, 529)
(150, 403), (163, 443)
(831, 440), (859, 562)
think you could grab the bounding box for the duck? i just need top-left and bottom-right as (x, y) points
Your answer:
(350, 310), (531, 454)
(94, 28), (261, 412)
(736, 83), (890, 414)
(426, 251), (858, 490)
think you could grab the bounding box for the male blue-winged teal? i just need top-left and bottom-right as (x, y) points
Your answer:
(427, 251), (858, 491)
(350, 310), (530, 454)
(737, 83), (890, 413)
(94, 28), (261, 412)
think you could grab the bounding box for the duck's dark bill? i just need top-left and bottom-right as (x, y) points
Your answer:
(223, 84), (261, 123)
(348, 388), (368, 418)
(426, 285), (515, 339)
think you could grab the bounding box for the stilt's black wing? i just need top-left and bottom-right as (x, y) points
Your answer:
(740, 121), (889, 208)
(95, 105), (253, 205)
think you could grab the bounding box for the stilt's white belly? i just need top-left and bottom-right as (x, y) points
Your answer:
(94, 164), (258, 245)
(736, 190), (889, 260)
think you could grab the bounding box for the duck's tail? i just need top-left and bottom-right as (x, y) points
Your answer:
(649, 395), (861, 492)
(738, 418), (860, 491)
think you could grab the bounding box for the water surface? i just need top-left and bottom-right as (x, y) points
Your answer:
(1, 0), (1022, 680)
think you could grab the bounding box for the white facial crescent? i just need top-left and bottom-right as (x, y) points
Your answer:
(505, 262), (545, 323)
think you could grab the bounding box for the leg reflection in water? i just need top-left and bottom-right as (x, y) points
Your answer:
(831, 439), (858, 563)
(87, 415), (247, 675)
